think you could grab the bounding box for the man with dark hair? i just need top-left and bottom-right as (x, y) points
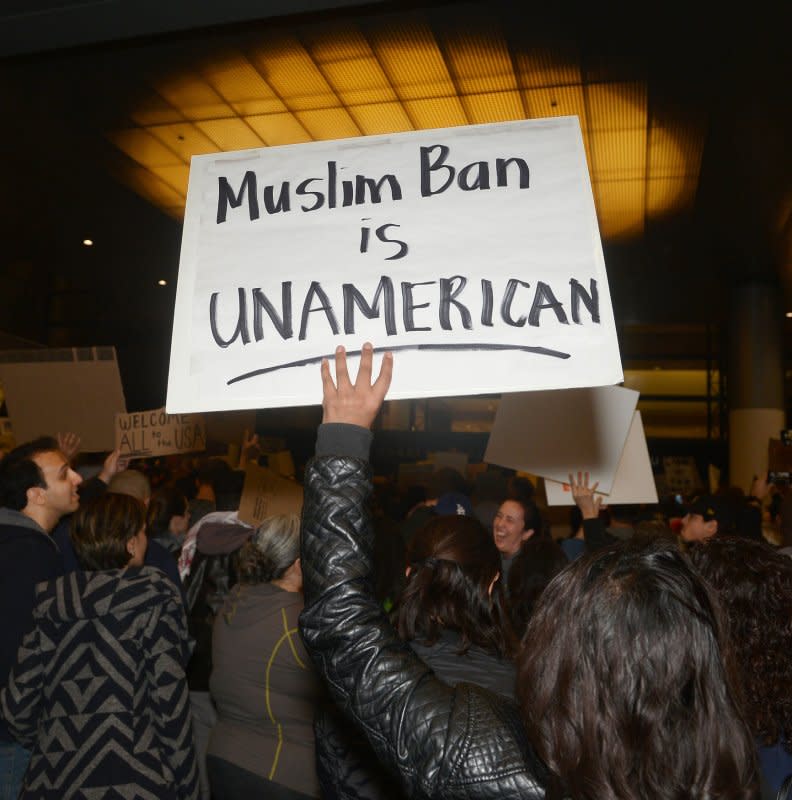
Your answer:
(0, 437), (82, 792)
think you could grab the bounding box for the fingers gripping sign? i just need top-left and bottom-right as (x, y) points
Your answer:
(321, 343), (393, 429)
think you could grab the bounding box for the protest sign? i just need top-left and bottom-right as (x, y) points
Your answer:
(484, 385), (638, 495)
(544, 412), (658, 505)
(115, 407), (206, 459)
(167, 116), (622, 413)
(0, 417), (14, 451)
(431, 451), (469, 477)
(662, 456), (703, 495)
(237, 462), (304, 527)
(0, 348), (125, 452)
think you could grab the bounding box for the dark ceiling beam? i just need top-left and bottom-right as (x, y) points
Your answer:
(0, 0), (387, 57)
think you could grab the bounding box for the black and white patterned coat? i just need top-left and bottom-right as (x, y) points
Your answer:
(1, 566), (199, 799)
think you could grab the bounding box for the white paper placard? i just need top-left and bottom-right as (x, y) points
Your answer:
(167, 116), (622, 412)
(484, 385), (638, 494)
(544, 411), (658, 505)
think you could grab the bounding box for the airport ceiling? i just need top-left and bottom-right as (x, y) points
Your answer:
(0, 1), (790, 408)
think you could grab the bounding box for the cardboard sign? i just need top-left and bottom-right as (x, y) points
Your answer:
(237, 462), (304, 527)
(431, 451), (469, 477)
(484, 385), (638, 494)
(0, 348), (126, 452)
(167, 116), (622, 413)
(662, 456), (703, 494)
(768, 438), (792, 472)
(115, 407), (206, 459)
(544, 412), (658, 505)
(0, 417), (14, 451)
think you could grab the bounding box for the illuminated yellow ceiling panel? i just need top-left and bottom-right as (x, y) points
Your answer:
(250, 35), (338, 111)
(110, 15), (705, 234)
(296, 108), (361, 140)
(403, 97), (468, 129)
(441, 30), (518, 95)
(195, 118), (265, 151)
(129, 90), (185, 126)
(586, 82), (647, 131)
(349, 102), (414, 135)
(245, 113), (312, 146)
(201, 54), (286, 116)
(513, 45), (582, 88)
(594, 179), (645, 239)
(147, 123), (219, 161)
(153, 73), (234, 121)
(462, 91), (524, 123)
(590, 127), (647, 181)
(108, 129), (184, 168)
(150, 165), (190, 196)
(366, 20), (458, 101)
(646, 177), (698, 219)
(319, 58), (399, 104)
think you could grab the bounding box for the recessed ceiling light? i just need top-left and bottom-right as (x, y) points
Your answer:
(82, 238), (93, 246)
(158, 279), (167, 286)
(786, 312), (792, 318)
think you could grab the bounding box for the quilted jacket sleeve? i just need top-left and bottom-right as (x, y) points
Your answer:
(299, 433), (546, 800)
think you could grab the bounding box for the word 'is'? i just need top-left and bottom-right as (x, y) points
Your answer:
(209, 276), (599, 347)
(216, 145), (530, 223)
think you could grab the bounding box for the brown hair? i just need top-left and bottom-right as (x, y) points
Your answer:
(518, 539), (758, 800)
(398, 515), (515, 658)
(71, 493), (146, 570)
(689, 536), (792, 749)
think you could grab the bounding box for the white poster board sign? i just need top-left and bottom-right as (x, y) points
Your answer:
(484, 385), (638, 494)
(115, 407), (206, 459)
(544, 412), (658, 505)
(0, 348), (126, 452)
(167, 116), (622, 413)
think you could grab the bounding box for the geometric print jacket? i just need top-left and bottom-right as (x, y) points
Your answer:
(0, 566), (199, 799)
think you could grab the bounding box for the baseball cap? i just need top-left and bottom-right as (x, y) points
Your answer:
(683, 494), (735, 532)
(434, 491), (473, 517)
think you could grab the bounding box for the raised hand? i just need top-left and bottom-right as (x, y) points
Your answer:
(98, 448), (125, 485)
(57, 432), (81, 463)
(321, 342), (393, 430)
(568, 471), (603, 520)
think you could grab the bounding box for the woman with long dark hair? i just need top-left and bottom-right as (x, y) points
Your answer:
(0, 493), (198, 799)
(690, 536), (792, 795)
(299, 344), (759, 800)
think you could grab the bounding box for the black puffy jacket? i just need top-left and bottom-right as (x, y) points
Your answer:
(299, 424), (547, 800)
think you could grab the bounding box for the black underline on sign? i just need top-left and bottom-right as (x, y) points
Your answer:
(226, 343), (571, 386)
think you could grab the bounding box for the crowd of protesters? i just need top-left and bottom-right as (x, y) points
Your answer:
(1, 351), (792, 799)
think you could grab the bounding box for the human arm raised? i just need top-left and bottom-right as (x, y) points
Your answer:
(299, 344), (543, 800)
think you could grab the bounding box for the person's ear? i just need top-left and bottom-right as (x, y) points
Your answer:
(404, 566), (411, 578)
(126, 537), (137, 560)
(706, 520), (718, 537)
(521, 528), (535, 542)
(26, 485), (46, 507)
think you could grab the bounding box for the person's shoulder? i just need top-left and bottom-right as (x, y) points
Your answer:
(444, 684), (546, 796)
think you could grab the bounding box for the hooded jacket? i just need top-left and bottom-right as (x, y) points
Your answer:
(299, 424), (546, 800)
(0, 566), (199, 799)
(0, 508), (62, 743)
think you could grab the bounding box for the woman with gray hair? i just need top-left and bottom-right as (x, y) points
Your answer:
(206, 513), (322, 800)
